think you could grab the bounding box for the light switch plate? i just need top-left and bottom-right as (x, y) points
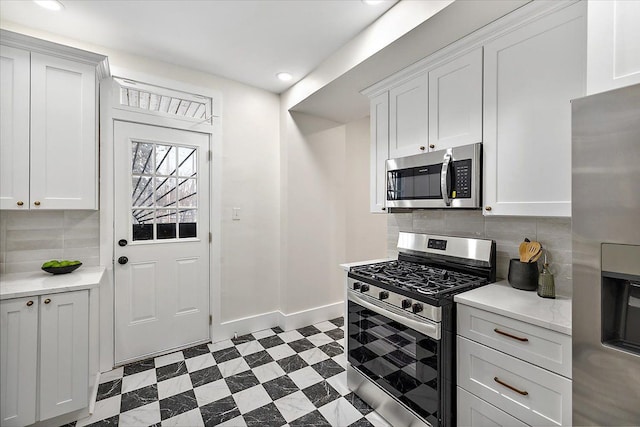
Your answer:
(232, 207), (240, 220)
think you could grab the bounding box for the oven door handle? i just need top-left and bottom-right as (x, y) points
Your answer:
(348, 291), (440, 340)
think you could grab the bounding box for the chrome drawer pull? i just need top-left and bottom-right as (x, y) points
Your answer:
(494, 328), (529, 342)
(494, 376), (529, 396)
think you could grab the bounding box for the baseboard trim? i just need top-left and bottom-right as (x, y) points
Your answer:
(280, 300), (344, 331)
(212, 301), (344, 342)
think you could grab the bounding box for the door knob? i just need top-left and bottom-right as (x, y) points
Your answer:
(118, 256), (129, 265)
(118, 239), (128, 247)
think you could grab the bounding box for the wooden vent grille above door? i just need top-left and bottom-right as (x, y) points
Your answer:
(114, 77), (213, 124)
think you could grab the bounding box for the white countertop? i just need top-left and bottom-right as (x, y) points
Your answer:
(454, 280), (572, 336)
(340, 258), (394, 271)
(0, 266), (105, 300)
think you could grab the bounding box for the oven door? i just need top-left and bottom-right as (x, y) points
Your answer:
(347, 290), (442, 425)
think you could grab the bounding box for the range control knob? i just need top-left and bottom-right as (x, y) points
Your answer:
(353, 282), (361, 291)
(412, 303), (424, 314)
(402, 299), (413, 309)
(379, 291), (389, 300)
(360, 284), (370, 293)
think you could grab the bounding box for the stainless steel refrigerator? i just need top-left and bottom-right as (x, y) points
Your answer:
(572, 83), (640, 425)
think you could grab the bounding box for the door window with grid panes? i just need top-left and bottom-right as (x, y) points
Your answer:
(131, 141), (198, 241)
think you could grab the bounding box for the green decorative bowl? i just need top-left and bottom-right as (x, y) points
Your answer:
(42, 263), (82, 275)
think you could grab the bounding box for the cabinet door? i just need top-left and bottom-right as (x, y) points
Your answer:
(370, 92), (389, 213)
(587, 0), (640, 95)
(428, 48), (483, 151)
(30, 52), (97, 210)
(39, 291), (89, 421)
(483, 1), (586, 216)
(0, 45), (30, 210)
(389, 73), (428, 158)
(0, 297), (38, 427)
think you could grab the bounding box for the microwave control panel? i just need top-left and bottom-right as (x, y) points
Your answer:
(453, 160), (472, 198)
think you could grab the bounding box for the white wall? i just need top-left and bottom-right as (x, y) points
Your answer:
(0, 23), (282, 327)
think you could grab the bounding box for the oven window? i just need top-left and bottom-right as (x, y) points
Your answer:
(348, 300), (440, 425)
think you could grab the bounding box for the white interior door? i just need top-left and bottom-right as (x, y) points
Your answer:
(114, 121), (210, 364)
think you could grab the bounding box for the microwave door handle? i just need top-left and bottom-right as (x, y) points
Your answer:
(441, 150), (452, 206)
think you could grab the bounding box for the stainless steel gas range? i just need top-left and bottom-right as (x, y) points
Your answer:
(346, 232), (496, 427)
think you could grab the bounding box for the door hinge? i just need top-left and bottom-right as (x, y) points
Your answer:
(209, 315), (212, 325)
(209, 232), (212, 243)
(208, 150), (212, 161)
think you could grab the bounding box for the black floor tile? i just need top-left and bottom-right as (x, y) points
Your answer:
(243, 402), (287, 427)
(159, 389), (198, 421)
(262, 375), (298, 400)
(199, 395), (240, 425)
(225, 370), (260, 394)
(182, 343), (211, 359)
(290, 409), (332, 426)
(156, 361), (187, 382)
(213, 346), (242, 363)
(120, 384), (158, 413)
(302, 380), (341, 408)
(189, 365), (222, 388)
(312, 358), (345, 379)
(277, 354), (308, 374)
(288, 338), (315, 353)
(258, 335), (285, 349)
(96, 379), (122, 402)
(244, 350), (274, 368)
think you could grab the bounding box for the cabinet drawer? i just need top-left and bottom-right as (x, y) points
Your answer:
(457, 304), (571, 378)
(458, 337), (571, 426)
(458, 387), (527, 427)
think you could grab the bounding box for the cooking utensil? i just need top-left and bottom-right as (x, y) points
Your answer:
(519, 241), (529, 262)
(522, 241), (542, 263)
(530, 247), (543, 263)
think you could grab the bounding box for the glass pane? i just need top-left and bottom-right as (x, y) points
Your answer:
(156, 144), (176, 176)
(132, 176), (153, 207)
(132, 142), (153, 175)
(156, 209), (176, 239)
(178, 147), (197, 177)
(178, 179), (197, 207)
(179, 209), (197, 238)
(132, 209), (154, 241)
(156, 178), (177, 207)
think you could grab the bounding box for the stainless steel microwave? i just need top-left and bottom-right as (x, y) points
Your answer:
(386, 142), (482, 209)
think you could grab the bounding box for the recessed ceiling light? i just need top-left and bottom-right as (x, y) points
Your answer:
(33, 0), (64, 11)
(276, 72), (293, 82)
(362, 0), (384, 5)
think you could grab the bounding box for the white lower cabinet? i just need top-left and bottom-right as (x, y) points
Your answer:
(457, 387), (527, 427)
(0, 291), (89, 426)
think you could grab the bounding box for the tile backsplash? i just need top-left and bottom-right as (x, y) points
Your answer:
(388, 211), (573, 297)
(0, 210), (100, 274)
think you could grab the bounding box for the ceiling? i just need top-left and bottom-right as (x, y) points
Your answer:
(0, 0), (397, 93)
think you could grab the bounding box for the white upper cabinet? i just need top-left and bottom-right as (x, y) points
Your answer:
(483, 1), (586, 217)
(587, 0), (640, 95)
(388, 73), (429, 158)
(0, 30), (108, 210)
(0, 45), (30, 210)
(30, 53), (98, 210)
(428, 48), (483, 151)
(370, 92), (389, 213)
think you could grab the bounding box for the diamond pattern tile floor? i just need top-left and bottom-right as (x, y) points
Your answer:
(69, 317), (391, 427)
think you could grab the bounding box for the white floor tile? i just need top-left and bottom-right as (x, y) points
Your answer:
(326, 371), (350, 396)
(121, 368), (157, 394)
(185, 353), (216, 373)
(154, 351), (185, 368)
(307, 333), (333, 347)
(233, 384), (272, 414)
(318, 396), (363, 427)
(236, 340), (264, 356)
(210, 339), (234, 352)
(161, 407), (204, 427)
(313, 321), (338, 332)
(119, 401), (161, 427)
(332, 354), (347, 369)
(278, 330), (304, 343)
(266, 343), (296, 360)
(251, 328), (276, 340)
(194, 378), (232, 406)
(252, 361), (286, 383)
(75, 395), (121, 427)
(217, 415), (248, 427)
(288, 366), (324, 390)
(157, 373), (193, 400)
(217, 357), (251, 377)
(274, 390), (317, 423)
(298, 347), (330, 365)
(98, 367), (123, 384)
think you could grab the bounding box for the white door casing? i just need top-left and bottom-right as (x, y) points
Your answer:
(114, 121), (210, 364)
